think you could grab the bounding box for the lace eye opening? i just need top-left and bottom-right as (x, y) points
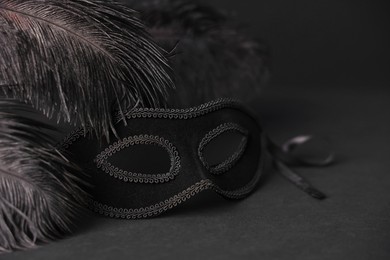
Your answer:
(95, 135), (181, 184)
(198, 123), (249, 175)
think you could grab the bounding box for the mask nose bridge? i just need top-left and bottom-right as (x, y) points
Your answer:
(174, 118), (217, 181)
(164, 116), (217, 181)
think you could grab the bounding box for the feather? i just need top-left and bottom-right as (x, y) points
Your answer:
(0, 0), (173, 139)
(0, 100), (87, 253)
(126, 0), (270, 107)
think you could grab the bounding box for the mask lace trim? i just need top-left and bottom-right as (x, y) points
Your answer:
(95, 135), (180, 183)
(198, 122), (248, 175)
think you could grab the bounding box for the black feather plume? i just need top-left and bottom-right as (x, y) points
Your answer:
(0, 100), (87, 253)
(0, 0), (173, 139)
(126, 0), (270, 107)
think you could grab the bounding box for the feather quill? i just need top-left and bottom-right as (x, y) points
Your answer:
(0, 0), (173, 139)
(126, 0), (270, 107)
(0, 100), (88, 253)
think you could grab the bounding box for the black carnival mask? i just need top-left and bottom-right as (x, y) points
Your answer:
(60, 99), (333, 219)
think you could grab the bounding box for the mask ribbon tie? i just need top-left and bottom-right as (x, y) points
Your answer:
(267, 135), (335, 200)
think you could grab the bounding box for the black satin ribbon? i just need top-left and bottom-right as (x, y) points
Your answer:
(267, 136), (335, 200)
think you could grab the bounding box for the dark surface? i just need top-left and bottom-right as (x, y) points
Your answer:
(2, 0), (390, 259)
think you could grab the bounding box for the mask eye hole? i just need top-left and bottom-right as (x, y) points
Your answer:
(95, 135), (180, 183)
(198, 123), (248, 175)
(109, 145), (170, 174)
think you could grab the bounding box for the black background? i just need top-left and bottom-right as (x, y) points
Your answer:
(200, 0), (390, 88)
